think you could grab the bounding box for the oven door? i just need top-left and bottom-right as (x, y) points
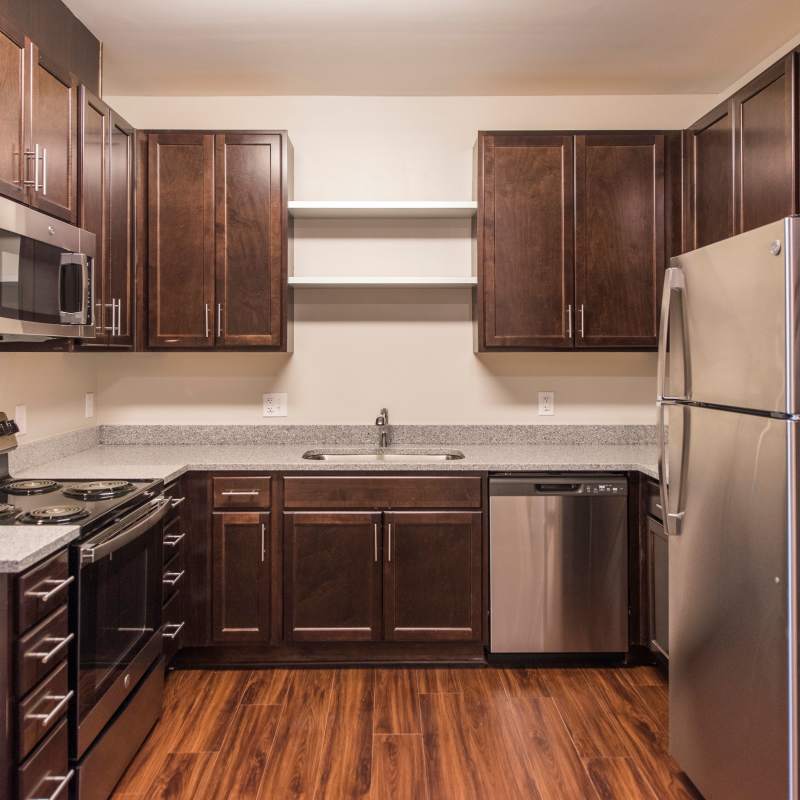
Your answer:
(72, 497), (169, 758)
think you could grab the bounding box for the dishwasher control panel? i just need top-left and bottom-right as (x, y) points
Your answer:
(584, 481), (627, 495)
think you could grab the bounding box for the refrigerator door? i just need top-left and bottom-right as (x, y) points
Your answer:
(663, 216), (800, 414)
(666, 403), (795, 800)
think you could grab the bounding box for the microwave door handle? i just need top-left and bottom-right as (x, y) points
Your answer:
(657, 267), (690, 402)
(80, 497), (170, 564)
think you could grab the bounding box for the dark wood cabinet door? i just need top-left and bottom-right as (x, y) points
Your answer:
(383, 511), (482, 642)
(477, 132), (574, 350)
(107, 110), (135, 346)
(574, 134), (665, 349)
(148, 133), (214, 347)
(0, 19), (26, 203)
(211, 512), (270, 643)
(647, 515), (669, 658)
(78, 87), (109, 343)
(28, 39), (78, 223)
(284, 512), (382, 642)
(733, 53), (798, 234)
(215, 133), (285, 347)
(684, 100), (735, 250)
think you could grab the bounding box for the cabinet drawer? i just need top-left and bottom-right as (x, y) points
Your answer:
(18, 719), (71, 800)
(162, 481), (186, 522)
(18, 550), (71, 633)
(212, 476), (271, 509)
(17, 607), (71, 697)
(162, 551), (185, 606)
(162, 590), (184, 663)
(162, 520), (186, 564)
(18, 661), (70, 761)
(646, 479), (663, 522)
(284, 476), (483, 510)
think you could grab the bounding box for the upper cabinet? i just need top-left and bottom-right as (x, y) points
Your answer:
(685, 50), (798, 249)
(0, 19), (26, 205)
(145, 131), (289, 350)
(476, 130), (677, 351)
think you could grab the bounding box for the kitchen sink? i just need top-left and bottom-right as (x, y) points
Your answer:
(301, 448), (465, 463)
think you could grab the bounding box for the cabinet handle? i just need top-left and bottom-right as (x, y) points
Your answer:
(163, 570), (184, 586)
(373, 523), (378, 562)
(33, 143), (40, 192)
(21, 148), (37, 186)
(41, 146), (47, 195)
(579, 304), (585, 338)
(217, 303), (222, 337)
(30, 769), (74, 800)
(26, 633), (74, 665)
(25, 575), (74, 603)
(163, 621), (185, 639)
(26, 690), (74, 727)
(261, 523), (266, 563)
(170, 496), (185, 508)
(163, 532), (186, 547)
(204, 303), (210, 338)
(566, 304), (573, 338)
(220, 490), (259, 496)
(387, 523), (392, 562)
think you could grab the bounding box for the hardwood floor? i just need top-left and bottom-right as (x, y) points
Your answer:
(112, 665), (701, 800)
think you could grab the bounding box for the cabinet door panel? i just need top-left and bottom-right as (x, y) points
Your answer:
(148, 133), (214, 347)
(78, 87), (108, 342)
(29, 40), (77, 223)
(684, 101), (735, 250)
(575, 134), (664, 349)
(0, 21), (25, 202)
(212, 512), (270, 642)
(478, 133), (574, 349)
(734, 54), (797, 234)
(107, 110), (134, 346)
(647, 516), (669, 658)
(384, 511), (482, 642)
(284, 512), (382, 642)
(215, 133), (284, 347)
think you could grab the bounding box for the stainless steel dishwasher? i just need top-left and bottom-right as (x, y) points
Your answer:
(489, 474), (628, 654)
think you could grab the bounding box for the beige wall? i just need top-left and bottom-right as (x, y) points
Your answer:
(0, 90), (737, 434)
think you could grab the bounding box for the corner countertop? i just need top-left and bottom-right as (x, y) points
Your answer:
(0, 524), (81, 573)
(18, 442), (659, 484)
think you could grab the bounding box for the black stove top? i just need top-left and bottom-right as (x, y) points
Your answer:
(0, 477), (161, 534)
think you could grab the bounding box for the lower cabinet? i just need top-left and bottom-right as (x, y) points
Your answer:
(284, 509), (483, 644)
(647, 515), (669, 658)
(212, 512), (271, 643)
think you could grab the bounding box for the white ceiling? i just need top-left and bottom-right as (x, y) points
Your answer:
(66, 0), (800, 96)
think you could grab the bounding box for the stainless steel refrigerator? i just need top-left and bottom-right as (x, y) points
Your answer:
(658, 216), (799, 799)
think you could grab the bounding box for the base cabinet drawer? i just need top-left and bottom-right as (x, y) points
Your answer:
(18, 719), (71, 800)
(162, 590), (184, 664)
(212, 476), (271, 509)
(17, 661), (70, 761)
(17, 551), (71, 633)
(17, 606), (71, 696)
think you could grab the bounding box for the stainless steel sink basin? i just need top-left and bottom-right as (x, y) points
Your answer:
(302, 448), (465, 463)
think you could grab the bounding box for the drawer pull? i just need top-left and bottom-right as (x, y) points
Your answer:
(170, 497), (185, 508)
(31, 769), (74, 800)
(26, 575), (74, 603)
(163, 570), (185, 586)
(163, 532), (186, 547)
(220, 490), (260, 496)
(26, 633), (74, 665)
(26, 690), (74, 727)
(163, 621), (185, 639)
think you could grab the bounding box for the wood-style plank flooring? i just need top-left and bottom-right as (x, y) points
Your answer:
(112, 665), (702, 800)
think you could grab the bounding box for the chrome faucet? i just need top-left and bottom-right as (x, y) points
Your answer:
(375, 408), (390, 448)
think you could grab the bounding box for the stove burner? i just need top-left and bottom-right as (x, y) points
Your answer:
(63, 480), (136, 501)
(2, 479), (61, 496)
(0, 502), (18, 521)
(20, 505), (90, 524)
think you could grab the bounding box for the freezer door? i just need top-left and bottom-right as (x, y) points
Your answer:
(666, 404), (793, 800)
(665, 216), (800, 414)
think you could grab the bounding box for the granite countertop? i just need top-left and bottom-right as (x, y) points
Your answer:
(19, 442), (659, 483)
(0, 524), (81, 573)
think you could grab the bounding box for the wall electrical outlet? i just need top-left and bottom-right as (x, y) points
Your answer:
(538, 391), (555, 416)
(85, 392), (95, 418)
(262, 393), (288, 417)
(14, 405), (27, 435)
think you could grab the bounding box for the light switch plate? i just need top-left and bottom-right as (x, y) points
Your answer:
(262, 393), (288, 417)
(85, 392), (95, 418)
(14, 405), (27, 435)
(538, 391), (555, 416)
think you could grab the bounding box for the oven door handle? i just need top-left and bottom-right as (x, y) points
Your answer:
(80, 498), (171, 564)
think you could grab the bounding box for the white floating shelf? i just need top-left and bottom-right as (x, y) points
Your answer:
(288, 201), (477, 218)
(288, 276), (478, 288)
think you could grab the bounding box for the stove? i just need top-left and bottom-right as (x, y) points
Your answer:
(3, 478), (61, 495)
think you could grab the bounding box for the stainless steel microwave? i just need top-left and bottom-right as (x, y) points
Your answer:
(0, 197), (96, 340)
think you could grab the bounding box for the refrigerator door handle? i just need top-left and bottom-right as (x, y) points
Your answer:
(658, 401), (687, 536)
(657, 267), (690, 402)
